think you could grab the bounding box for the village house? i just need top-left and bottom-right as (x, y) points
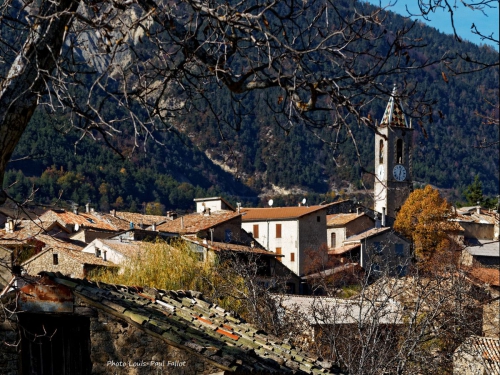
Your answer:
(182, 235), (302, 293)
(22, 247), (117, 278)
(82, 238), (141, 265)
(0, 272), (343, 375)
(340, 227), (411, 277)
(326, 212), (374, 250)
(240, 204), (332, 277)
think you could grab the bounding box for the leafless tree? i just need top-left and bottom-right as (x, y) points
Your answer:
(281, 252), (490, 375)
(1, 0), (498, 206)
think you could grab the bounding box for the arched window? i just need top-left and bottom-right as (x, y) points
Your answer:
(379, 140), (384, 164)
(396, 139), (403, 163)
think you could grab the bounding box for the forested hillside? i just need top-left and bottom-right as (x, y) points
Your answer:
(4, 1), (498, 212)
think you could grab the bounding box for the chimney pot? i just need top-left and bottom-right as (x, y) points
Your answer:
(85, 203), (90, 213)
(152, 222), (157, 231)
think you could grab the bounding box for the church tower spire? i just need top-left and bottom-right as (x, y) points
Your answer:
(374, 85), (413, 221)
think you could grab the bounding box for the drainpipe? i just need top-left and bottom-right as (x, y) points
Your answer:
(267, 220), (270, 250)
(382, 207), (386, 227)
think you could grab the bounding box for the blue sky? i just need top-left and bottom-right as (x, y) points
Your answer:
(364, 0), (499, 50)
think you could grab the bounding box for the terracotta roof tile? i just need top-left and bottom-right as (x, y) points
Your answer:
(345, 227), (391, 242)
(328, 243), (361, 255)
(468, 268), (500, 287)
(156, 211), (241, 234)
(183, 236), (280, 257)
(113, 212), (172, 226)
(457, 336), (500, 374)
(8, 273), (343, 374)
(40, 210), (117, 231)
(100, 239), (142, 258)
(327, 213), (364, 226)
(241, 205), (329, 221)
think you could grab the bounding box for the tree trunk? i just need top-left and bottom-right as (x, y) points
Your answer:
(0, 0), (79, 204)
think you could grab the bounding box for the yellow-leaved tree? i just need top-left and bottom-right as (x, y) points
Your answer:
(394, 185), (459, 266)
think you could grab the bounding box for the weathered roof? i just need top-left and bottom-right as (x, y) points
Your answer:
(156, 211), (241, 234)
(0, 230), (84, 251)
(39, 210), (117, 231)
(112, 211), (172, 227)
(453, 210), (498, 225)
(465, 240), (500, 257)
(468, 268), (500, 287)
(7, 273), (341, 374)
(328, 243), (361, 255)
(379, 86), (409, 128)
(241, 205), (329, 221)
(327, 213), (365, 227)
(99, 239), (142, 259)
(455, 336), (500, 374)
(302, 263), (361, 280)
(183, 235), (281, 257)
(344, 227), (392, 242)
(281, 295), (403, 325)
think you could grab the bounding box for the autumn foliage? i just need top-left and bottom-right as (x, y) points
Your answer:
(394, 185), (458, 264)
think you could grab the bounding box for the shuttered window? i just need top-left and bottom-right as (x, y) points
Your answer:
(276, 224), (282, 238)
(253, 224), (259, 238)
(276, 247), (282, 262)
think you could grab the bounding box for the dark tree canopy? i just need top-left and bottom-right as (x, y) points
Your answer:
(0, 0), (498, 205)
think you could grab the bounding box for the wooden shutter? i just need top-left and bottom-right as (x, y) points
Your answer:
(253, 224), (259, 238)
(276, 224), (282, 238)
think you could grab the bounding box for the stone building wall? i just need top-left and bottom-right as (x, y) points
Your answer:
(23, 248), (85, 278)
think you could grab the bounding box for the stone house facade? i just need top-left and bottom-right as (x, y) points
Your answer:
(22, 247), (116, 278)
(326, 213), (374, 249)
(0, 273), (339, 375)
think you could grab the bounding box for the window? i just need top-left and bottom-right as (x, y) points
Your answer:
(379, 139), (384, 164)
(53, 254), (58, 265)
(331, 233), (337, 248)
(276, 247), (282, 262)
(396, 139), (403, 163)
(374, 242), (383, 254)
(290, 252), (295, 262)
(276, 224), (282, 238)
(253, 224), (259, 238)
(397, 265), (407, 277)
(95, 248), (101, 257)
(225, 229), (232, 242)
(317, 216), (320, 222)
(371, 263), (381, 274)
(395, 244), (404, 256)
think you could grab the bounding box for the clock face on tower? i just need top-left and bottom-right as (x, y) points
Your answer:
(393, 164), (407, 181)
(377, 165), (385, 180)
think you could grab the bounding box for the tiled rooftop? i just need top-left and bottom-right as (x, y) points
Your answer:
(344, 227), (391, 242)
(156, 211), (241, 234)
(13, 273), (342, 374)
(183, 235), (281, 257)
(465, 240), (500, 257)
(328, 243), (361, 255)
(112, 211), (173, 226)
(99, 239), (142, 259)
(326, 213), (364, 227)
(468, 267), (500, 287)
(40, 210), (117, 231)
(241, 206), (329, 221)
(457, 336), (500, 374)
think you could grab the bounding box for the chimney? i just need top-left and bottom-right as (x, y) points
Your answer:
(251, 241), (255, 248)
(103, 250), (107, 262)
(476, 204), (481, 215)
(73, 206), (78, 215)
(152, 222), (157, 231)
(237, 202), (241, 214)
(356, 207), (361, 216)
(5, 218), (13, 233)
(382, 208), (386, 227)
(110, 209), (116, 217)
(85, 203), (90, 213)
(181, 216), (184, 229)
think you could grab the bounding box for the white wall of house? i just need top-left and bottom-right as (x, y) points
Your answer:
(242, 210), (328, 276)
(327, 227), (346, 248)
(242, 219), (300, 275)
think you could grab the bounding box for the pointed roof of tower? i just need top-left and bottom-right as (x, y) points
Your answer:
(380, 85), (409, 128)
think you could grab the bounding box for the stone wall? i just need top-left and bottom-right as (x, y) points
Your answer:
(23, 248), (85, 278)
(76, 297), (221, 375)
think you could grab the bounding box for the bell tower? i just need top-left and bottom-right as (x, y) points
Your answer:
(374, 85), (413, 220)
